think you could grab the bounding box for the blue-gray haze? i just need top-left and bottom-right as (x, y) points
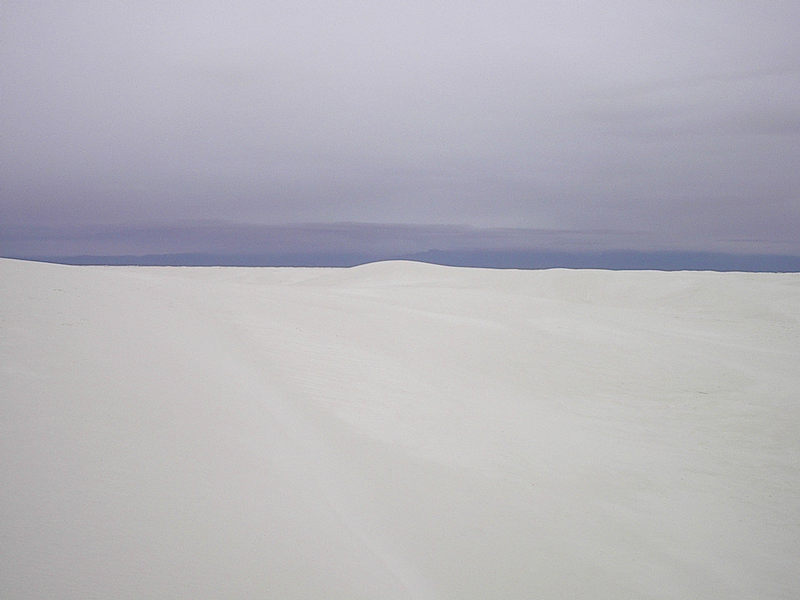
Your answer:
(2, 2), (799, 268)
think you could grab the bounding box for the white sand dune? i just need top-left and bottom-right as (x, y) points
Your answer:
(2, 258), (799, 599)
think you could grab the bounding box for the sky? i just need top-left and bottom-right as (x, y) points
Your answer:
(1, 1), (799, 263)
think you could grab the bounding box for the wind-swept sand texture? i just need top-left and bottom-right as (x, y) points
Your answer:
(2, 258), (799, 599)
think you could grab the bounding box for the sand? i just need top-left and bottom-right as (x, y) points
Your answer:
(2, 258), (799, 598)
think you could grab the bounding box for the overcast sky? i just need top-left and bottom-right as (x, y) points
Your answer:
(2, 1), (799, 258)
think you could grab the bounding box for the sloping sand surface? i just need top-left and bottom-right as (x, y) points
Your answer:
(2, 258), (799, 598)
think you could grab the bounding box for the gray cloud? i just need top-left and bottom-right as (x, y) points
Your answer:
(2, 220), (796, 260)
(2, 1), (799, 257)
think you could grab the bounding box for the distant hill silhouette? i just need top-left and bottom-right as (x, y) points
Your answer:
(9, 250), (800, 272)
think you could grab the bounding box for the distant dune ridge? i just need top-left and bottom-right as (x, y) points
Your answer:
(2, 258), (799, 599)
